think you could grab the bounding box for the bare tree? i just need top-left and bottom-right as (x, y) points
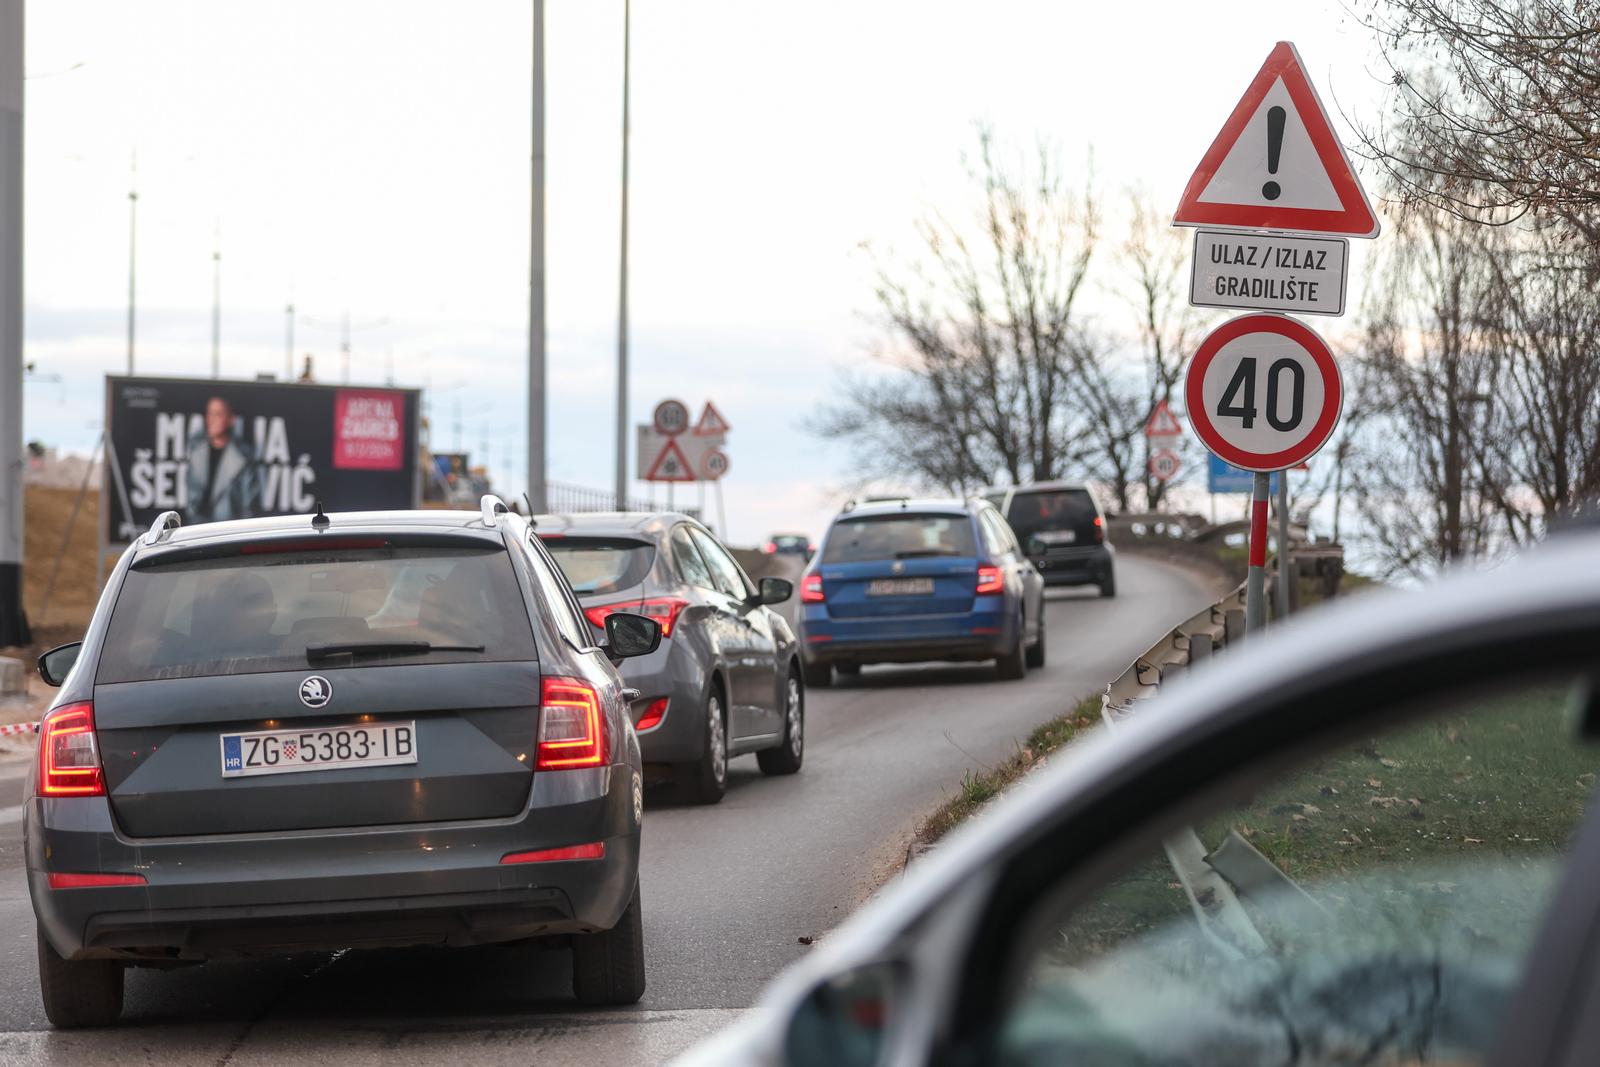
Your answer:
(1360, 0), (1600, 240)
(815, 128), (1099, 493)
(1352, 208), (1513, 577)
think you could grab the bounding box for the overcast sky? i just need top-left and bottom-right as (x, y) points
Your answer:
(20, 0), (1391, 542)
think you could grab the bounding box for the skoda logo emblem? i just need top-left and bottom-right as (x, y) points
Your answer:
(891, 561), (905, 575)
(299, 676), (332, 709)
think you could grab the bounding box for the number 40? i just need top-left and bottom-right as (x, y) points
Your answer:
(1218, 357), (1305, 431)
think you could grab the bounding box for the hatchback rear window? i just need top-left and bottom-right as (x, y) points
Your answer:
(1005, 489), (1098, 541)
(96, 543), (536, 683)
(821, 514), (976, 563)
(543, 537), (656, 596)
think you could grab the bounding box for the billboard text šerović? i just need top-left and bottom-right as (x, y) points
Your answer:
(105, 376), (421, 542)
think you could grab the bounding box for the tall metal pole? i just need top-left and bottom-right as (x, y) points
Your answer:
(284, 303), (295, 381)
(1276, 469), (1291, 619)
(0, 0), (28, 646)
(613, 0), (631, 510)
(126, 169), (137, 374)
(526, 0), (548, 512)
(1245, 471), (1269, 632)
(340, 309), (351, 383)
(210, 234), (221, 379)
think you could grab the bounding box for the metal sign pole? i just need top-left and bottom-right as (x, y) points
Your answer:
(0, 1), (26, 647)
(1245, 471), (1270, 631)
(1276, 469), (1291, 618)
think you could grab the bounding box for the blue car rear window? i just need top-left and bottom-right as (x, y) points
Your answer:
(822, 514), (976, 563)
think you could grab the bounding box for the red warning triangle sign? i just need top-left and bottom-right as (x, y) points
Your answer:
(645, 438), (696, 482)
(1145, 399), (1184, 438)
(1172, 42), (1379, 238)
(693, 401), (730, 436)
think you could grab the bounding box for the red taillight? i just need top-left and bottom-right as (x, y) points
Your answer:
(583, 598), (687, 638)
(1093, 515), (1105, 543)
(500, 842), (605, 864)
(762, 542), (777, 554)
(976, 565), (1004, 596)
(801, 574), (825, 603)
(38, 702), (104, 798)
(537, 677), (606, 769)
(636, 698), (668, 732)
(48, 872), (146, 890)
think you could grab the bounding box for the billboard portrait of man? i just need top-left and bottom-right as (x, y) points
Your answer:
(186, 395), (260, 523)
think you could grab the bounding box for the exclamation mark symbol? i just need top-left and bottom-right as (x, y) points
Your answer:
(1261, 106), (1285, 201)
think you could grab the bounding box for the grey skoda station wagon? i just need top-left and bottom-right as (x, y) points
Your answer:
(27, 498), (660, 1027)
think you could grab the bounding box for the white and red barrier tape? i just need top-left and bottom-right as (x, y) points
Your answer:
(0, 722), (37, 737)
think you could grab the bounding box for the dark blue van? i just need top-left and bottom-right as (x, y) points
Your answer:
(797, 498), (1045, 686)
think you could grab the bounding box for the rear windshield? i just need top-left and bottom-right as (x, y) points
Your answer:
(1005, 490), (1098, 540)
(97, 543), (536, 683)
(543, 537), (656, 596)
(822, 514), (977, 563)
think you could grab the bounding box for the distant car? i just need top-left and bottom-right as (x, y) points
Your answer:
(986, 481), (1117, 597)
(540, 512), (804, 805)
(797, 498), (1044, 687)
(27, 498), (660, 1028)
(678, 525), (1600, 1067)
(762, 534), (814, 560)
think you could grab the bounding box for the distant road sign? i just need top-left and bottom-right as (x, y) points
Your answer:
(652, 399), (690, 437)
(1190, 230), (1347, 316)
(1145, 399), (1184, 438)
(1172, 41), (1379, 238)
(1149, 449), (1181, 482)
(694, 401), (730, 437)
(701, 449), (729, 480)
(1185, 313), (1342, 472)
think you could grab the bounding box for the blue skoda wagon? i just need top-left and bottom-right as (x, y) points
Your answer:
(796, 498), (1045, 686)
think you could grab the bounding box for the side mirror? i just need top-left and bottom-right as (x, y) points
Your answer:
(783, 962), (903, 1067)
(603, 612), (661, 660)
(758, 576), (793, 605)
(37, 642), (83, 688)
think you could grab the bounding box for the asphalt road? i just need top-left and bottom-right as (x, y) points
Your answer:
(0, 556), (1219, 1064)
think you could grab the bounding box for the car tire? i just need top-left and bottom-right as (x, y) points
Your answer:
(37, 926), (123, 1029)
(1025, 609), (1047, 669)
(995, 615), (1027, 680)
(675, 685), (728, 805)
(571, 880), (646, 1006)
(802, 660), (832, 688)
(1099, 572), (1117, 598)
(757, 668), (804, 776)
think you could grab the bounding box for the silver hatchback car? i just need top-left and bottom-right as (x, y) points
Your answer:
(539, 512), (804, 805)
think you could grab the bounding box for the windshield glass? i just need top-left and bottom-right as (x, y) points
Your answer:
(821, 514), (976, 563)
(543, 536), (656, 596)
(96, 543), (535, 682)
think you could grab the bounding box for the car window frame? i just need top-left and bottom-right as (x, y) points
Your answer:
(690, 526), (752, 600)
(915, 613), (1600, 1062)
(670, 523), (717, 592)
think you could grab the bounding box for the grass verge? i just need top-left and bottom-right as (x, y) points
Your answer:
(916, 694), (1103, 848)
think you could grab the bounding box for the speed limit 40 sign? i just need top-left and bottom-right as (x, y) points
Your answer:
(1184, 313), (1341, 472)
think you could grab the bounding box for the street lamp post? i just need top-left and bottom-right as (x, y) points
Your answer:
(0, 0), (28, 646)
(527, 0), (547, 513)
(614, 0), (630, 511)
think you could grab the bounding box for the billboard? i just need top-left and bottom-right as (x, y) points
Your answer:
(105, 376), (420, 543)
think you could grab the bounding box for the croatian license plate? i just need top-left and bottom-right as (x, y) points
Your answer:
(867, 578), (935, 597)
(220, 722), (417, 778)
(1035, 530), (1077, 545)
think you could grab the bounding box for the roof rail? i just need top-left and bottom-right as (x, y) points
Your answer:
(144, 511), (181, 547)
(480, 494), (510, 528)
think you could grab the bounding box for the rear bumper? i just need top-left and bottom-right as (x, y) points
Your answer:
(1031, 544), (1114, 586)
(28, 763), (642, 961)
(799, 603), (1016, 666)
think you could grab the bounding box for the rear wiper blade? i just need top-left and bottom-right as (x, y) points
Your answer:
(305, 640), (486, 662)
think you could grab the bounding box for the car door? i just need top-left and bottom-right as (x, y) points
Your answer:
(990, 509), (1042, 640)
(694, 524), (780, 742)
(738, 536), (1600, 1067)
(979, 509), (1036, 644)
